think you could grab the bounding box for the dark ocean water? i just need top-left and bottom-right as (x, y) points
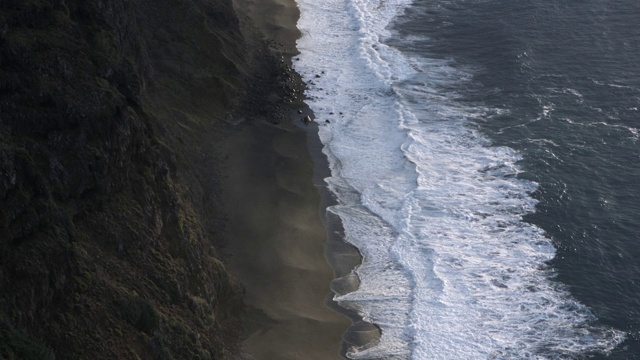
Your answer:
(295, 0), (638, 357)
(392, 1), (640, 358)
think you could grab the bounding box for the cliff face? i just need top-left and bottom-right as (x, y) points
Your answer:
(0, 0), (253, 358)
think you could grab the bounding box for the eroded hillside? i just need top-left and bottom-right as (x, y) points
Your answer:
(0, 0), (265, 358)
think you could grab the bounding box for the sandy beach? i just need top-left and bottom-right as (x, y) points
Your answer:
(220, 0), (357, 358)
(221, 120), (346, 359)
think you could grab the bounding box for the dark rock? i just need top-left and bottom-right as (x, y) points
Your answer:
(0, 0), (246, 359)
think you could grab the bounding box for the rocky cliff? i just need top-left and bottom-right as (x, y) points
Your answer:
(0, 0), (265, 358)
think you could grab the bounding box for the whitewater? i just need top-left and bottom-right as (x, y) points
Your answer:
(293, 0), (625, 358)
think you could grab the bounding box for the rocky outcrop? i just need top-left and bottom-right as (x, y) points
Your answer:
(0, 0), (252, 358)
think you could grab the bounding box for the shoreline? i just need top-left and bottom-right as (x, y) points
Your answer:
(303, 119), (383, 356)
(222, 0), (380, 358)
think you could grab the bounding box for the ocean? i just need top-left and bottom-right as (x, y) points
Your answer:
(293, 0), (639, 358)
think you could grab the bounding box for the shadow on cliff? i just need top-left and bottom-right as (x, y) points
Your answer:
(0, 0), (266, 358)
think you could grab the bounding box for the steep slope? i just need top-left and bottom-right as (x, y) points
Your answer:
(0, 0), (259, 358)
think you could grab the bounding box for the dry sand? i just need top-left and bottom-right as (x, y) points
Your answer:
(222, 120), (348, 359)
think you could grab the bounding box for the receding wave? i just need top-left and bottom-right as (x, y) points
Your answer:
(294, 0), (625, 358)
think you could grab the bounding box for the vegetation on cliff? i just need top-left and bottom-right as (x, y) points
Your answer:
(0, 0), (262, 358)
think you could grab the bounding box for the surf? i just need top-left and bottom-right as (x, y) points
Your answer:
(294, 0), (625, 358)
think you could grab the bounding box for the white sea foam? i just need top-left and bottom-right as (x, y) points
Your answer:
(294, 0), (625, 358)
